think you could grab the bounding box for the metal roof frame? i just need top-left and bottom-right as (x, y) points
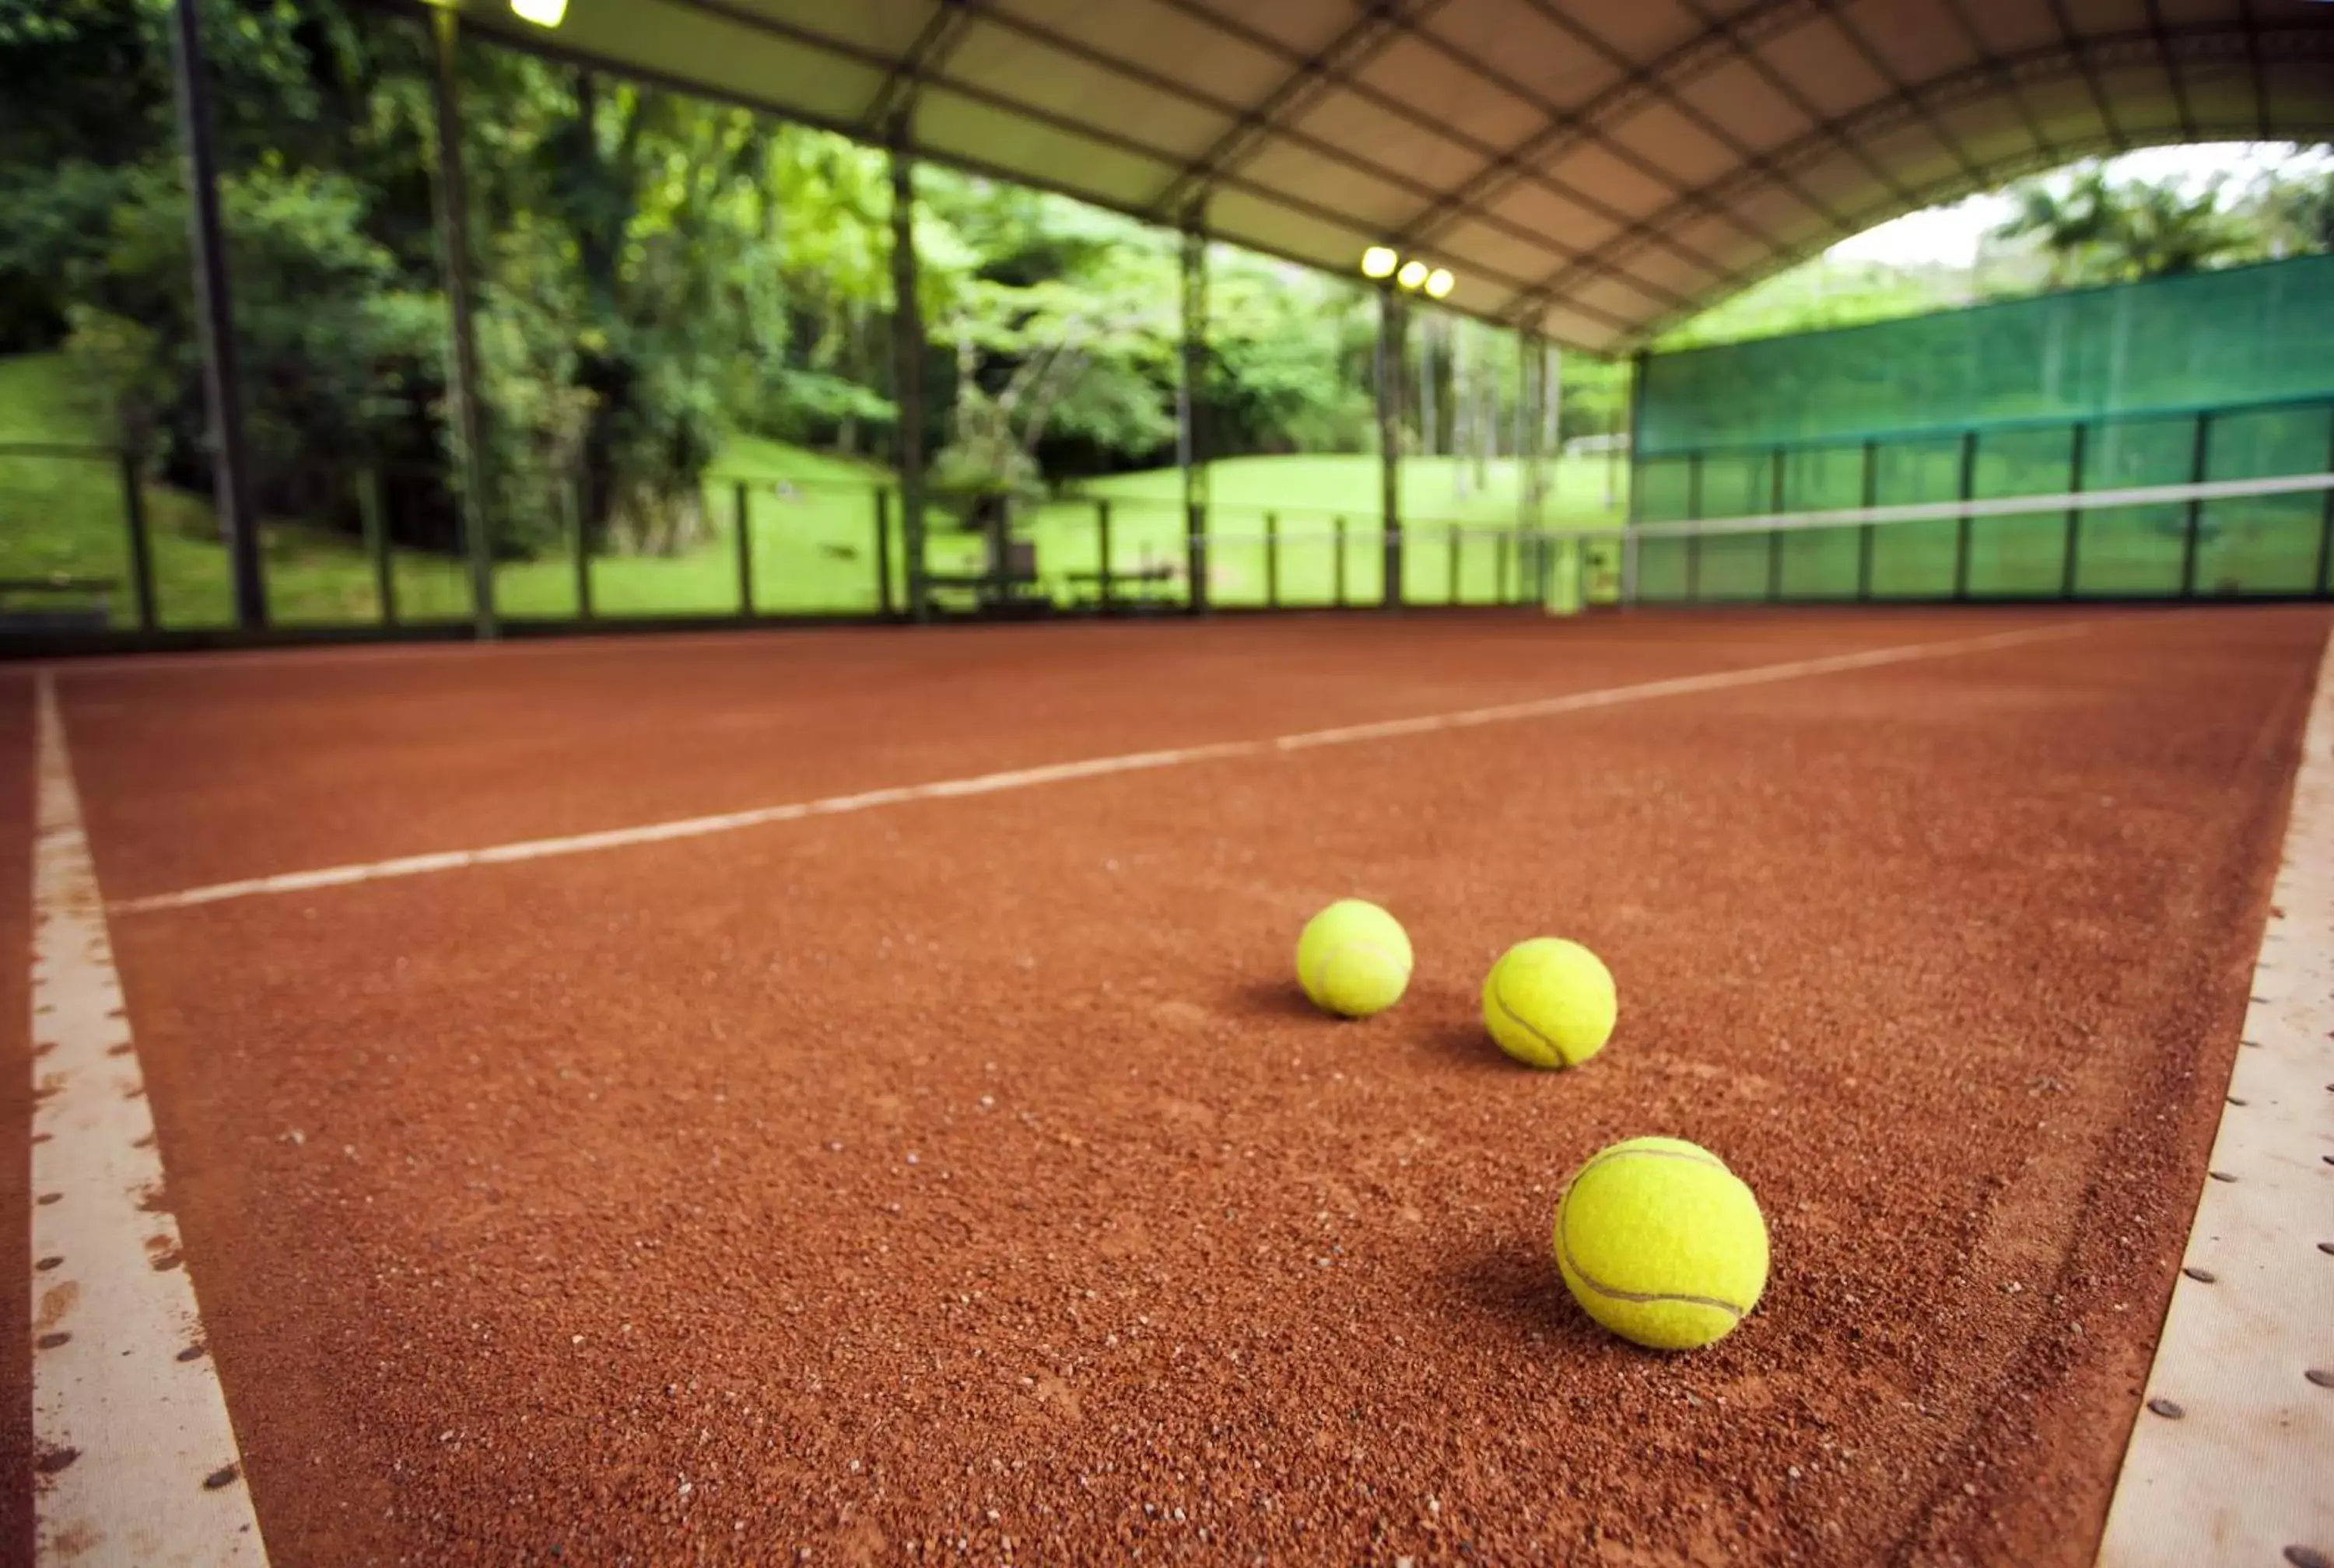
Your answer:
(422, 0), (2334, 355)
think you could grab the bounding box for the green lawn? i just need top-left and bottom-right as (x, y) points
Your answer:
(0, 351), (1628, 626)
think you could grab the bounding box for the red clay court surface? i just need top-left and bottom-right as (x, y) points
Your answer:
(5, 605), (2327, 1566)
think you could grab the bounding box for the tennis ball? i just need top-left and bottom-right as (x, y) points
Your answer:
(1295, 899), (1412, 1018)
(1481, 937), (1616, 1068)
(1552, 1136), (1769, 1350)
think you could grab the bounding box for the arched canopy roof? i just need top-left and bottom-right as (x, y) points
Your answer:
(439, 0), (2334, 353)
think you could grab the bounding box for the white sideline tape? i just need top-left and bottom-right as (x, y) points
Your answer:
(2093, 629), (2334, 1568)
(110, 621), (2087, 916)
(29, 674), (268, 1565)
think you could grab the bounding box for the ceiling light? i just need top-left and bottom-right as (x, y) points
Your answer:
(1397, 259), (1429, 290)
(1424, 268), (1455, 299)
(511, 0), (568, 26)
(1361, 246), (1399, 279)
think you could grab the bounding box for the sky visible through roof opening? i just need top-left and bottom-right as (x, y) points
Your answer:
(1828, 142), (2334, 268)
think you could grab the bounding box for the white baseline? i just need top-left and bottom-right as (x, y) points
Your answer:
(112, 622), (2088, 916)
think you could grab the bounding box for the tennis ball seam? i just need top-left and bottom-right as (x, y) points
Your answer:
(1304, 938), (1411, 1006)
(1571, 1144), (1727, 1181)
(1555, 1223), (1751, 1321)
(1487, 973), (1575, 1066)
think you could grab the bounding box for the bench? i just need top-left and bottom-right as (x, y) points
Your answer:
(1060, 559), (1182, 607)
(925, 537), (1044, 611)
(0, 576), (118, 632)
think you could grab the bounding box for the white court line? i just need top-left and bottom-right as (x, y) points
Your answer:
(110, 621), (2089, 916)
(29, 675), (268, 1564)
(2093, 628), (2334, 1568)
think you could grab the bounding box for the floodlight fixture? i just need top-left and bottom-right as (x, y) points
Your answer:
(1361, 246), (1399, 279)
(1424, 268), (1455, 299)
(511, 0), (569, 26)
(1397, 259), (1429, 290)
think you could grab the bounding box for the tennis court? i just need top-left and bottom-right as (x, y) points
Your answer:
(10, 604), (2327, 1564)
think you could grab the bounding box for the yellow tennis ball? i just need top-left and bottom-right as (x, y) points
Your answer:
(1482, 937), (1616, 1068)
(1295, 899), (1412, 1018)
(1552, 1136), (1769, 1350)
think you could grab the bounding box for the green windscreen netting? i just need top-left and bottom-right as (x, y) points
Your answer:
(1626, 254), (2334, 598)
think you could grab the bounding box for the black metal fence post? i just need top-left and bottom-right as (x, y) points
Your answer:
(120, 450), (157, 632)
(1179, 219), (1210, 617)
(2179, 411), (2212, 598)
(1685, 450), (1704, 604)
(2059, 422), (2087, 600)
(1264, 511), (1280, 608)
(1766, 445), (1785, 602)
(734, 480), (756, 618)
(1448, 527), (1461, 605)
(1377, 284), (1405, 610)
(1098, 499), (1115, 614)
(1952, 430), (1977, 600)
(2318, 406), (2334, 598)
(1334, 515), (1348, 607)
(429, 5), (495, 639)
(1856, 439), (1877, 602)
(572, 471), (594, 622)
(1496, 530), (1511, 604)
(357, 467), (394, 627)
(874, 488), (894, 616)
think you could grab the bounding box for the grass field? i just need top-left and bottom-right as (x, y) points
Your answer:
(0, 353), (1627, 628)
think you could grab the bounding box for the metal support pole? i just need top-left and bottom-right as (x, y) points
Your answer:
(1097, 499), (1115, 613)
(1264, 511), (1279, 608)
(571, 471), (594, 621)
(874, 487), (894, 616)
(1766, 446), (1786, 602)
(357, 467), (394, 627)
(2061, 422), (2087, 600)
(121, 452), (158, 632)
(734, 479), (755, 618)
(429, 7), (495, 639)
(2318, 405), (2334, 599)
(1334, 516), (1348, 607)
(2179, 411), (2211, 598)
(168, 0), (264, 628)
(1448, 527), (1461, 605)
(1518, 324), (1545, 607)
(1496, 530), (1511, 604)
(1377, 284), (1406, 608)
(1178, 219), (1210, 615)
(1952, 429), (1977, 601)
(1621, 349), (1649, 607)
(1856, 439), (1877, 602)
(888, 123), (929, 621)
(1684, 450), (1704, 604)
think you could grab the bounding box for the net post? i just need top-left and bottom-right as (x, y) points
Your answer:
(1684, 450), (1704, 603)
(1096, 499), (1114, 614)
(1856, 439), (1877, 602)
(121, 450), (158, 633)
(2179, 411), (2211, 599)
(734, 480), (755, 620)
(1334, 516), (1348, 607)
(1265, 511), (1279, 608)
(874, 487), (894, 617)
(1765, 445), (1785, 602)
(357, 466), (393, 628)
(1952, 430), (1977, 601)
(2061, 422), (2087, 600)
(2317, 404), (2334, 599)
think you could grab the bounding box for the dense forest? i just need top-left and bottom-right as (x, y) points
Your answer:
(0, 0), (1624, 572)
